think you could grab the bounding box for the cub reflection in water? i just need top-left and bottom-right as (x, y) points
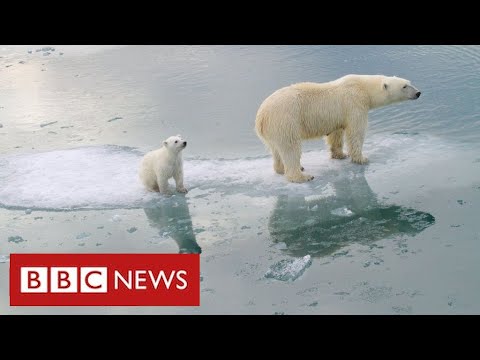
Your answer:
(143, 195), (201, 254)
(268, 169), (435, 258)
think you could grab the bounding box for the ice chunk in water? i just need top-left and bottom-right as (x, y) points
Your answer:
(331, 207), (354, 217)
(265, 255), (312, 281)
(8, 236), (25, 243)
(0, 255), (9, 263)
(111, 215), (122, 222)
(273, 242), (287, 250)
(76, 232), (91, 240)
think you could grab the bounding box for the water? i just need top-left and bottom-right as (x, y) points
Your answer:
(1, 45), (480, 314)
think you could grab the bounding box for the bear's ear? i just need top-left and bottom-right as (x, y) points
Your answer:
(383, 82), (388, 90)
(163, 140), (168, 146)
(176, 134), (182, 138)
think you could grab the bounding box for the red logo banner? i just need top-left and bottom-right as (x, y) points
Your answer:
(9, 254), (200, 306)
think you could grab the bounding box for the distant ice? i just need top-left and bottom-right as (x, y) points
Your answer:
(36, 47), (55, 52)
(107, 117), (123, 122)
(265, 255), (312, 281)
(0, 255), (9, 263)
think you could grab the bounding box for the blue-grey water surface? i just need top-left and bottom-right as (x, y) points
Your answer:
(1, 45), (479, 314)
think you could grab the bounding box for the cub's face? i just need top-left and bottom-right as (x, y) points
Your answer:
(163, 135), (187, 153)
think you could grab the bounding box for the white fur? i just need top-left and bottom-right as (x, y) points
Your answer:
(255, 74), (420, 183)
(139, 135), (188, 195)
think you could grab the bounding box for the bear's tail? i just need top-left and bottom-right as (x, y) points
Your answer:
(254, 111), (266, 140)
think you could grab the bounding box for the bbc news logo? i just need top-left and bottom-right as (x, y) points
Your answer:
(10, 254), (200, 306)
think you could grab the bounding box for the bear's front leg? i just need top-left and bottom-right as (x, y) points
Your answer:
(326, 128), (348, 159)
(345, 114), (369, 165)
(156, 175), (173, 195)
(174, 168), (188, 193)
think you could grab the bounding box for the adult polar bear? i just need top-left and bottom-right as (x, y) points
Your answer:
(255, 74), (421, 183)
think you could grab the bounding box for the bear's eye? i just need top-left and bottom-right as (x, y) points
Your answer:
(403, 85), (407, 89)
(175, 140), (178, 143)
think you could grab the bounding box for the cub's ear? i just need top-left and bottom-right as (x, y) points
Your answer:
(176, 134), (182, 138)
(383, 82), (388, 90)
(163, 140), (168, 146)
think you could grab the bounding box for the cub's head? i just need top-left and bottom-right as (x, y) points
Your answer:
(163, 135), (187, 153)
(382, 76), (421, 104)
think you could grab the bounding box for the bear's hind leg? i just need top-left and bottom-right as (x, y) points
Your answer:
(142, 176), (160, 192)
(326, 128), (347, 159)
(272, 146), (304, 174)
(278, 142), (314, 183)
(271, 147), (285, 175)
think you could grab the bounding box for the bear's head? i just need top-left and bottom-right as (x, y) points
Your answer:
(381, 76), (421, 105)
(163, 135), (187, 153)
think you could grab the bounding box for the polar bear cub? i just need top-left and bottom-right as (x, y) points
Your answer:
(139, 135), (188, 195)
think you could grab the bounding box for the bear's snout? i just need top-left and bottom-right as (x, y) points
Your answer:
(183, 141), (187, 147)
(415, 91), (421, 99)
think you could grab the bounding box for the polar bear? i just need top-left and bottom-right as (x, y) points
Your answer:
(255, 74), (421, 183)
(139, 135), (188, 195)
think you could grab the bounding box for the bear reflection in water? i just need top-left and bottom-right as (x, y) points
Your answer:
(143, 195), (201, 254)
(268, 169), (435, 257)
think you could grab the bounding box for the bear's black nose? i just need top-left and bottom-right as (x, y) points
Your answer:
(416, 91), (421, 98)
(183, 141), (187, 146)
